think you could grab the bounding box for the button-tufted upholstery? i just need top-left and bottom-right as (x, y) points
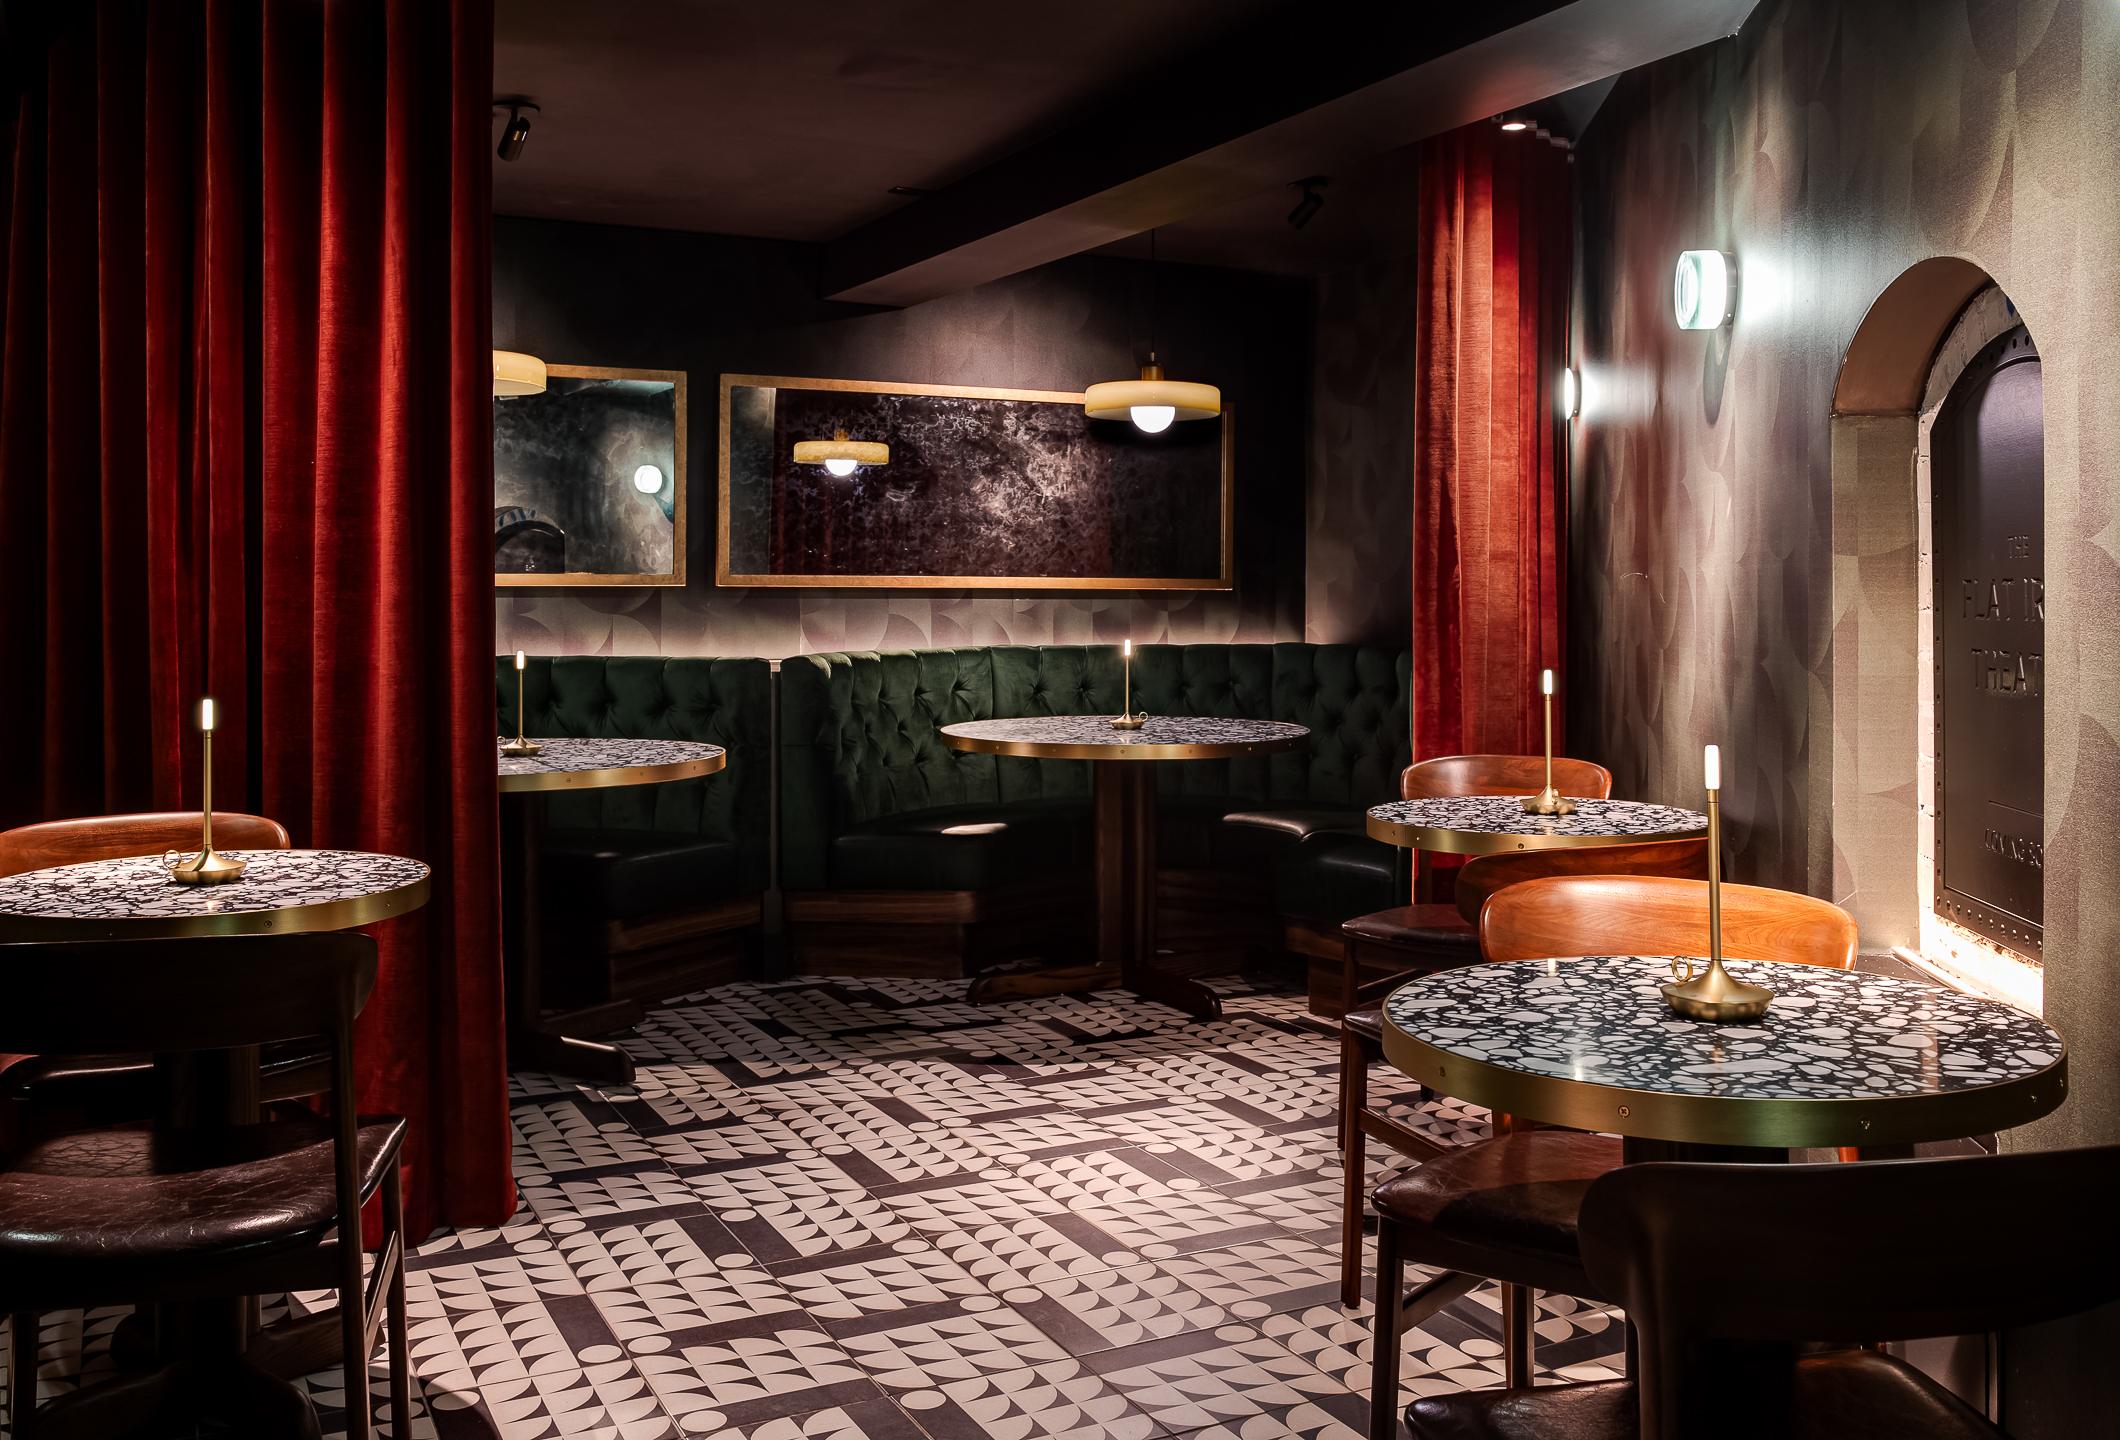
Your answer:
(779, 645), (1410, 901)
(495, 655), (772, 908)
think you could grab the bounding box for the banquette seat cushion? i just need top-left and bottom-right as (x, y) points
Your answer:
(778, 644), (1409, 917)
(496, 655), (772, 919)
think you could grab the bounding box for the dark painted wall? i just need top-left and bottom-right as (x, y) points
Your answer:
(1568, 1), (2120, 1430)
(493, 218), (1312, 656)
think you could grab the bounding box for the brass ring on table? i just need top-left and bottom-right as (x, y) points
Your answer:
(0, 872), (433, 943)
(1364, 811), (1709, 855)
(1379, 1011), (2069, 1150)
(940, 731), (1310, 762)
(497, 752), (726, 794)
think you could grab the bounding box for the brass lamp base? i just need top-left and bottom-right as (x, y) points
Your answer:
(1661, 957), (1774, 1023)
(1521, 787), (1577, 816)
(168, 848), (247, 885)
(501, 738), (544, 756)
(1109, 714), (1146, 731)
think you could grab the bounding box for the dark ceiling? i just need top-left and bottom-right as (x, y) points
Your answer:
(492, 0), (1286, 241)
(494, 0), (1757, 296)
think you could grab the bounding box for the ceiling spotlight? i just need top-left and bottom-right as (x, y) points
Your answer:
(1286, 176), (1329, 231)
(496, 100), (540, 162)
(1498, 115), (1532, 133)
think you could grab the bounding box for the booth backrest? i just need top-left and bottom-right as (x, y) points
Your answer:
(779, 644), (1410, 889)
(496, 655), (772, 891)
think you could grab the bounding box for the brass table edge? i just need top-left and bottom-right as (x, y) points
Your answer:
(0, 870), (433, 942)
(1378, 1004), (2068, 1149)
(940, 727), (1310, 762)
(1365, 811), (1709, 854)
(497, 751), (727, 793)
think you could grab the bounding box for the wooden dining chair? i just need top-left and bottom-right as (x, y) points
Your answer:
(0, 811), (292, 880)
(0, 933), (410, 1439)
(0, 812), (324, 1141)
(1406, 1146), (2120, 1440)
(1366, 875), (1857, 1436)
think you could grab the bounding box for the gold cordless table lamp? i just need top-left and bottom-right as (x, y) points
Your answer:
(1521, 668), (1575, 815)
(1661, 743), (1774, 1022)
(1111, 638), (1145, 730)
(503, 649), (543, 757)
(168, 697), (246, 885)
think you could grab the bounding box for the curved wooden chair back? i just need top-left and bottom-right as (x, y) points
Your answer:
(1400, 754), (1614, 802)
(0, 811), (292, 879)
(1454, 837), (1712, 926)
(1480, 874), (1857, 970)
(1580, 1148), (2120, 1439)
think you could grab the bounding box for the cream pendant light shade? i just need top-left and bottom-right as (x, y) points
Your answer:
(793, 430), (889, 478)
(1084, 358), (1221, 430)
(492, 349), (548, 396)
(1086, 229), (1219, 432)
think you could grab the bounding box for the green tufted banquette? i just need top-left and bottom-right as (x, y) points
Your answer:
(496, 655), (772, 922)
(777, 644), (1410, 926)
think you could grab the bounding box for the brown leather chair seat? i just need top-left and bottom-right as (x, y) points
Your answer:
(1341, 1007), (1384, 1042)
(1342, 903), (1476, 951)
(1374, 1130), (1622, 1297)
(0, 1113), (407, 1308)
(1405, 1352), (2000, 1440)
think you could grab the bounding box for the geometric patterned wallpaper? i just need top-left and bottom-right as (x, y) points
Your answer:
(1568, 0), (2120, 1194)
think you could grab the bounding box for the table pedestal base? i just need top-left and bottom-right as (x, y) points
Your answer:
(502, 793), (637, 1086)
(965, 763), (1222, 1020)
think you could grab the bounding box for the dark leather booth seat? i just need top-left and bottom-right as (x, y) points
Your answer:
(778, 644), (1409, 977)
(498, 655), (771, 1005)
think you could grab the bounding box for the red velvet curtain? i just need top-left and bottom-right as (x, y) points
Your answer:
(1412, 123), (1573, 760)
(0, 0), (512, 1235)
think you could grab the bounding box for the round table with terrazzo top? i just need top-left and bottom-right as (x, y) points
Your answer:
(497, 736), (727, 1086)
(497, 734), (726, 793)
(942, 714), (1311, 1020)
(0, 848), (431, 941)
(1365, 794), (1709, 856)
(1380, 955), (2067, 1156)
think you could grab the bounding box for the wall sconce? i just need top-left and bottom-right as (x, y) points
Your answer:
(1561, 367), (1580, 420)
(1673, 250), (1735, 330)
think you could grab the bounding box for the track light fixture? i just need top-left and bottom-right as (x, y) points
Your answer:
(1286, 176), (1329, 231)
(496, 100), (540, 162)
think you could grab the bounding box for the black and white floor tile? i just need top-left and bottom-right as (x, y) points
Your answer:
(0, 975), (1624, 1438)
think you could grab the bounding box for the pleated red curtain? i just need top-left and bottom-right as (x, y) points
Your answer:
(0, 0), (512, 1235)
(1411, 123), (1573, 759)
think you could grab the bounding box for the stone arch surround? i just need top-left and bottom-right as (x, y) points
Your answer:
(1827, 272), (2035, 1010)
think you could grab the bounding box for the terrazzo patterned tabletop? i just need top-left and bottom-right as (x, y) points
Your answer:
(1381, 955), (2067, 1148)
(941, 714), (1310, 761)
(1366, 794), (1708, 854)
(498, 736), (726, 792)
(0, 849), (431, 940)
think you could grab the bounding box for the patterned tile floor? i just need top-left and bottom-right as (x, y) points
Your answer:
(1, 976), (1624, 1438)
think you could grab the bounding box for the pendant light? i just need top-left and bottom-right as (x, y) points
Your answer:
(793, 428), (889, 478)
(492, 349), (547, 396)
(1085, 230), (1220, 433)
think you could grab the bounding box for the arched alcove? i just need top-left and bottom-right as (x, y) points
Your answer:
(1828, 258), (2042, 1011)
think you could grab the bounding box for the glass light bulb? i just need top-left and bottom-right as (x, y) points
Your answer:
(824, 457), (859, 477)
(1130, 405), (1176, 434)
(633, 464), (664, 494)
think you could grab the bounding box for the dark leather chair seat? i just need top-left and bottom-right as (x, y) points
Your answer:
(1405, 1352), (2001, 1440)
(1407, 1377), (1637, 1440)
(1343, 1007), (1384, 1042)
(1373, 1129), (1624, 1296)
(829, 799), (1089, 890)
(1343, 903), (1476, 949)
(541, 828), (744, 922)
(0, 1114), (407, 1305)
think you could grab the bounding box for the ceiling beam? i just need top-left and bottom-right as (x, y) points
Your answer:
(820, 0), (1757, 306)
